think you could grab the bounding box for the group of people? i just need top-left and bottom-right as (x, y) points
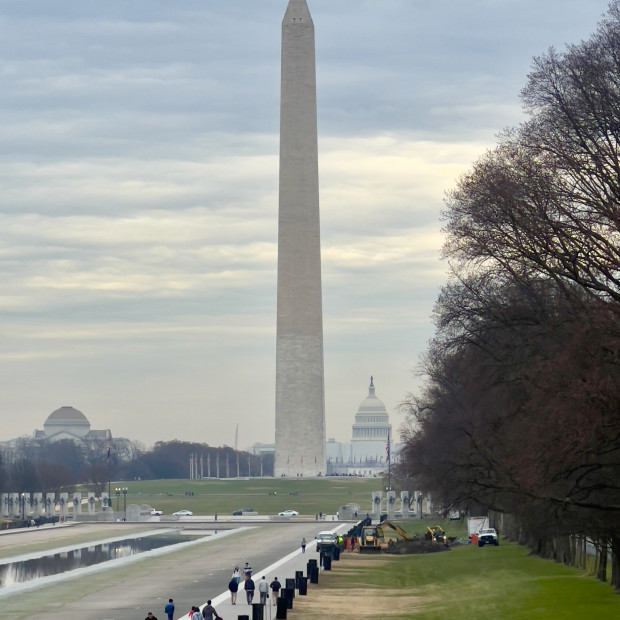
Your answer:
(146, 551), (301, 618)
(228, 562), (282, 606)
(144, 597), (221, 620)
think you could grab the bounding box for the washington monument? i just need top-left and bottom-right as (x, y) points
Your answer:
(274, 0), (326, 477)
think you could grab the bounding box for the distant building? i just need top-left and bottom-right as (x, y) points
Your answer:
(33, 406), (111, 446)
(252, 377), (399, 477)
(325, 377), (399, 477)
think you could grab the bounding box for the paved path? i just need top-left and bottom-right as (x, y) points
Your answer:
(0, 519), (351, 620)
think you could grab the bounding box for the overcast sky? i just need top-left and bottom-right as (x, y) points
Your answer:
(0, 0), (612, 450)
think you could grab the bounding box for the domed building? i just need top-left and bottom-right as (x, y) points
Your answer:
(326, 377), (398, 476)
(33, 406), (111, 445)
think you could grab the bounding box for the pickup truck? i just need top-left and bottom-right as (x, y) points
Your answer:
(478, 528), (499, 547)
(315, 531), (338, 551)
(150, 509), (163, 516)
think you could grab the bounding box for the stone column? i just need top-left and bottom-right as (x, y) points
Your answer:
(59, 493), (69, 520)
(1, 494), (8, 517)
(10, 493), (20, 518)
(32, 493), (43, 517)
(46, 493), (55, 518)
(72, 492), (82, 516)
(371, 491), (382, 521)
(87, 493), (96, 515)
(101, 492), (110, 511)
(414, 492), (423, 519)
(400, 492), (410, 519)
(386, 490), (396, 520)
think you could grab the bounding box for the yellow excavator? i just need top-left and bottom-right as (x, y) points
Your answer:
(425, 525), (447, 544)
(359, 520), (412, 553)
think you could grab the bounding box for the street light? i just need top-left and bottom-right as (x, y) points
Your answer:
(115, 488), (121, 511)
(20, 493), (25, 520)
(122, 487), (128, 512)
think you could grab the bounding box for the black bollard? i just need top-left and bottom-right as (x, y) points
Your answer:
(310, 564), (319, 584)
(298, 576), (308, 595)
(282, 588), (294, 609)
(276, 597), (287, 620)
(333, 545), (340, 561)
(323, 555), (332, 570)
(295, 570), (303, 589)
(285, 578), (296, 597)
(251, 603), (263, 620)
(237, 616), (250, 620)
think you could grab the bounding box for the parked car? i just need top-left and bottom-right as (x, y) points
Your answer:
(233, 508), (255, 516)
(173, 509), (193, 517)
(278, 509), (299, 517)
(478, 528), (499, 547)
(150, 509), (163, 516)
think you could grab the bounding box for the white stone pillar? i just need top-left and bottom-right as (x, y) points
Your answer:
(400, 491), (410, 519)
(386, 490), (396, 520)
(32, 493), (43, 517)
(101, 492), (110, 511)
(10, 493), (20, 517)
(371, 491), (382, 521)
(87, 493), (96, 514)
(414, 491), (423, 519)
(45, 493), (55, 518)
(59, 493), (69, 520)
(1, 493), (8, 517)
(72, 492), (82, 515)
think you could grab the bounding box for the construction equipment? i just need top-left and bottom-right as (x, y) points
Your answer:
(358, 520), (412, 553)
(425, 525), (447, 544)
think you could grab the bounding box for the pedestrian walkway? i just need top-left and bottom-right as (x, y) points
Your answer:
(186, 522), (350, 619)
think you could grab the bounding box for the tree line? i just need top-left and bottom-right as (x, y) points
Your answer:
(0, 438), (273, 499)
(398, 1), (620, 589)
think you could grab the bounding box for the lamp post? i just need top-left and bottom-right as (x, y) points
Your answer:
(20, 493), (26, 520)
(115, 488), (121, 511)
(122, 487), (128, 512)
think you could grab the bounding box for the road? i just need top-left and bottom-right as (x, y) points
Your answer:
(0, 518), (349, 620)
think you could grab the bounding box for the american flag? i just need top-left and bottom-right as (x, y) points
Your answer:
(386, 435), (391, 463)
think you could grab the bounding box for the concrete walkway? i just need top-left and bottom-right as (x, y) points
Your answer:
(186, 522), (350, 620)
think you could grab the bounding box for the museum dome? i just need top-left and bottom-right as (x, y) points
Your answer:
(44, 406), (91, 429)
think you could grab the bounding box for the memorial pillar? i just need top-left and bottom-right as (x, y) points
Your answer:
(32, 493), (43, 517)
(87, 493), (96, 514)
(72, 492), (82, 516)
(400, 492), (410, 519)
(59, 493), (69, 520)
(46, 493), (55, 518)
(371, 491), (382, 521)
(386, 490), (396, 520)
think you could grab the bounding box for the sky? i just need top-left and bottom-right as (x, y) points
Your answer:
(0, 0), (613, 450)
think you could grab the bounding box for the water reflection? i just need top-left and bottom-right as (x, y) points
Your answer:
(0, 534), (198, 587)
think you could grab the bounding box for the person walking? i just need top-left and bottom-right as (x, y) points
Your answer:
(244, 576), (256, 604)
(201, 600), (218, 620)
(228, 576), (239, 604)
(164, 599), (174, 620)
(243, 562), (252, 580)
(145, 613), (158, 620)
(232, 565), (241, 584)
(301, 537), (306, 553)
(190, 606), (202, 620)
(258, 575), (269, 605)
(269, 576), (282, 606)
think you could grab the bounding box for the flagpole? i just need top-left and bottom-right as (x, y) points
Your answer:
(387, 432), (391, 491)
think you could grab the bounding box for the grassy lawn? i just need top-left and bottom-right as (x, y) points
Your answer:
(97, 476), (381, 515)
(318, 541), (620, 619)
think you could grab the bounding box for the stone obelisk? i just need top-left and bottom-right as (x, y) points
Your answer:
(275, 0), (326, 477)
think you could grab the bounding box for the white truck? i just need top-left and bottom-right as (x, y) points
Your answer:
(477, 527), (499, 547)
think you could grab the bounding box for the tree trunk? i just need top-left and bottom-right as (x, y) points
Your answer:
(610, 535), (620, 590)
(597, 540), (608, 583)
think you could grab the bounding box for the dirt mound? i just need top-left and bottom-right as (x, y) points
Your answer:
(383, 538), (451, 554)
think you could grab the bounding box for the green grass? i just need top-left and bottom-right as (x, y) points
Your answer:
(328, 540), (620, 618)
(96, 476), (381, 515)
